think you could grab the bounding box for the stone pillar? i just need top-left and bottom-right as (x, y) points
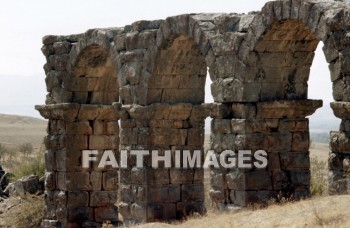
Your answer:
(36, 104), (121, 227)
(37, 34), (120, 227)
(209, 100), (322, 208)
(117, 103), (206, 224)
(329, 102), (350, 194)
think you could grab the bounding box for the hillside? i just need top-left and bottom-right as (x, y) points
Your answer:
(0, 113), (47, 147)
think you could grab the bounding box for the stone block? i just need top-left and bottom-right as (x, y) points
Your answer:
(67, 191), (89, 207)
(61, 134), (88, 150)
(56, 172), (91, 191)
(328, 153), (342, 170)
(90, 191), (117, 207)
(263, 132), (292, 153)
(168, 103), (193, 120)
(14, 175), (40, 195)
(211, 119), (232, 133)
(187, 128), (204, 146)
(268, 153), (281, 171)
(146, 168), (170, 185)
(330, 131), (350, 153)
(90, 171), (102, 191)
(280, 152), (310, 170)
(146, 185), (181, 203)
(56, 149), (85, 172)
(78, 105), (100, 120)
(147, 203), (177, 221)
(292, 132), (309, 152)
(120, 128), (138, 145)
(288, 170), (310, 187)
(45, 150), (56, 172)
(226, 171), (273, 190)
(45, 172), (56, 190)
(331, 102), (350, 119)
(256, 100), (322, 119)
(232, 103), (256, 119)
(170, 168), (194, 184)
(66, 121), (92, 135)
(89, 135), (119, 149)
(94, 205), (118, 222)
(271, 170), (288, 190)
(103, 171), (119, 190)
(67, 207), (93, 221)
(201, 104), (226, 120)
(181, 184), (204, 201)
(35, 103), (80, 122)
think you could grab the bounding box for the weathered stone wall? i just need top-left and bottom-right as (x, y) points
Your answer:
(36, 0), (350, 226)
(118, 103), (207, 224)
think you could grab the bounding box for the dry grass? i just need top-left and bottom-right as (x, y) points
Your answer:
(1, 195), (45, 228)
(133, 195), (350, 228)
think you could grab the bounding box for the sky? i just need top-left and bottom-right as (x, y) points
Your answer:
(0, 0), (336, 129)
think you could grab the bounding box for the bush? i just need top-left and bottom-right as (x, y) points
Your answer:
(11, 143), (45, 181)
(310, 156), (327, 196)
(11, 158), (45, 181)
(18, 143), (33, 157)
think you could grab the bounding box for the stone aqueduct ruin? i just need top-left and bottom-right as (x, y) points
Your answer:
(35, 0), (350, 226)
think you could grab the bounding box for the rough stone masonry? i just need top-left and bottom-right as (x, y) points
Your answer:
(35, 0), (350, 227)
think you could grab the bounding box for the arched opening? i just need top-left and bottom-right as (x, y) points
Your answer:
(71, 44), (119, 104)
(308, 43), (340, 195)
(254, 20), (318, 101)
(147, 35), (207, 104)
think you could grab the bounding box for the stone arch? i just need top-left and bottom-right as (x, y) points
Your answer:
(146, 14), (220, 104)
(146, 35), (207, 104)
(241, 0), (342, 102)
(68, 31), (119, 105)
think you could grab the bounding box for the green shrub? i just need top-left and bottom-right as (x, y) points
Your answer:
(10, 143), (45, 181)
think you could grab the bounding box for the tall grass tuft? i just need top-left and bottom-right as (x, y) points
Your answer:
(310, 156), (327, 196)
(10, 143), (45, 181)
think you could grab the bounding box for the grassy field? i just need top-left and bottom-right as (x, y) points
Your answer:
(0, 114), (46, 178)
(0, 113), (46, 147)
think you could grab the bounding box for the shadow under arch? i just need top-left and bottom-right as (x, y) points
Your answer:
(69, 43), (119, 105)
(147, 35), (207, 104)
